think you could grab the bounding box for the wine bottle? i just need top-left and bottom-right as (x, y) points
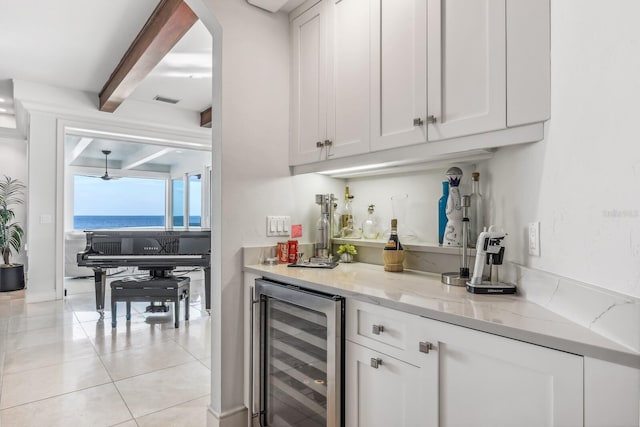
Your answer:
(384, 219), (403, 250)
(341, 186), (354, 237)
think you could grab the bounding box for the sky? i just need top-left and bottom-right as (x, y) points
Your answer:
(74, 175), (202, 216)
(74, 176), (166, 216)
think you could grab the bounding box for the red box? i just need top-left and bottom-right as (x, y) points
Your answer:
(277, 242), (288, 263)
(288, 240), (298, 263)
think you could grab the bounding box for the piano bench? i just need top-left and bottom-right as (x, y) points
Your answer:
(110, 276), (190, 328)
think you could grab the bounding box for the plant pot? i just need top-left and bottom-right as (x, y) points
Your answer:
(340, 253), (354, 263)
(0, 264), (25, 292)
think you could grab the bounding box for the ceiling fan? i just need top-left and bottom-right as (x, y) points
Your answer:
(99, 150), (119, 180)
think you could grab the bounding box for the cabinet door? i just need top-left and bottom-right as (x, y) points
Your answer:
(290, 1), (329, 166)
(427, 0), (506, 141)
(370, 0), (427, 151)
(345, 341), (436, 427)
(428, 320), (584, 427)
(325, 0), (371, 159)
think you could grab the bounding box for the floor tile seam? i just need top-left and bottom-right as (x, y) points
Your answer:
(132, 392), (211, 422)
(0, 378), (116, 411)
(2, 352), (102, 377)
(99, 351), (199, 382)
(112, 359), (205, 385)
(2, 321), (92, 348)
(129, 391), (211, 420)
(4, 320), (83, 335)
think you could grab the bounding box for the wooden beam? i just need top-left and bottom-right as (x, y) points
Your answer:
(99, 0), (198, 112)
(200, 107), (212, 128)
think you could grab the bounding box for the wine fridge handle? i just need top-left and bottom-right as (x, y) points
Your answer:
(249, 290), (260, 426)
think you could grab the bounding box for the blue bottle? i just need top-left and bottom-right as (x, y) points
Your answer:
(438, 181), (449, 245)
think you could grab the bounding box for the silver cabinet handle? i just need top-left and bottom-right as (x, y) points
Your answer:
(413, 117), (424, 126)
(426, 115), (437, 124)
(372, 324), (384, 335)
(316, 141), (324, 148)
(249, 292), (261, 420)
(324, 139), (333, 146)
(419, 341), (434, 354)
(370, 357), (383, 369)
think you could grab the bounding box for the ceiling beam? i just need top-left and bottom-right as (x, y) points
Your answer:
(200, 107), (212, 128)
(122, 147), (175, 170)
(99, 0), (198, 113)
(69, 137), (94, 163)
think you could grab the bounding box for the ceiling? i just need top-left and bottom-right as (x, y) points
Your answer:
(0, 0), (212, 121)
(65, 133), (210, 176)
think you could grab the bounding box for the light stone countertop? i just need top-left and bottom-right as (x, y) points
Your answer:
(244, 261), (640, 369)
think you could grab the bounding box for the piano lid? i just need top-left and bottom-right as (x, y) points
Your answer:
(81, 229), (211, 256)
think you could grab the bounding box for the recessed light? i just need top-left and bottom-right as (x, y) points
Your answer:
(0, 98), (5, 103)
(153, 95), (180, 104)
(0, 108), (7, 113)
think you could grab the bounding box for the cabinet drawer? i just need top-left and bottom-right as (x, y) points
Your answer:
(346, 299), (423, 363)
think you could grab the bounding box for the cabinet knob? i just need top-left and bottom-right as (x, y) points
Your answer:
(316, 141), (324, 148)
(370, 357), (383, 369)
(426, 115), (437, 124)
(419, 341), (434, 354)
(324, 139), (333, 146)
(372, 324), (385, 335)
(413, 117), (424, 127)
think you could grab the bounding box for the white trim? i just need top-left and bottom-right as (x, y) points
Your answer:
(207, 405), (248, 427)
(25, 290), (58, 304)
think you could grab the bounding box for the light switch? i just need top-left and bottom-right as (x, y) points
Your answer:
(528, 222), (540, 256)
(266, 216), (292, 237)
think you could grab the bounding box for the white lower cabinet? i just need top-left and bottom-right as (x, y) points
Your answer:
(345, 341), (435, 427)
(345, 299), (584, 427)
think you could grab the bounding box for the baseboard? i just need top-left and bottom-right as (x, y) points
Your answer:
(208, 405), (247, 427)
(25, 289), (58, 303)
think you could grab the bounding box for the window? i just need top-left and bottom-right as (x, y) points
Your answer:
(73, 176), (166, 229)
(172, 178), (185, 227)
(189, 174), (202, 226)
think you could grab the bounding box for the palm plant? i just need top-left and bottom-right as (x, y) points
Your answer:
(0, 176), (25, 266)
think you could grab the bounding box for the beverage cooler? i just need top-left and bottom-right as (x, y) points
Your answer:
(250, 278), (344, 427)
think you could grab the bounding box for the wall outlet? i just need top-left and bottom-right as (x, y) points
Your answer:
(266, 216), (291, 237)
(528, 222), (540, 256)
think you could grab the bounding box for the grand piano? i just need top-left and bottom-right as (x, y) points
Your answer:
(77, 229), (211, 317)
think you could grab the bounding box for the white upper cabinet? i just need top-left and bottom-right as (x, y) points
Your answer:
(370, 0), (427, 151)
(290, 1), (328, 165)
(290, 0), (371, 165)
(426, 0), (506, 141)
(506, 0), (551, 126)
(290, 0), (549, 167)
(326, 0), (371, 159)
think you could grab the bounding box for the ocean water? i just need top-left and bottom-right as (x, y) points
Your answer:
(74, 215), (201, 229)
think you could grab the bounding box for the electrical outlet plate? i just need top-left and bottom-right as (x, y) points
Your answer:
(528, 222), (540, 256)
(267, 216), (291, 237)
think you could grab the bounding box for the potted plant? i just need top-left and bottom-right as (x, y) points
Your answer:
(0, 175), (26, 291)
(336, 244), (357, 263)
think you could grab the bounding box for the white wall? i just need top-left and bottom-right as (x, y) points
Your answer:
(0, 134), (27, 265)
(480, 1), (640, 298)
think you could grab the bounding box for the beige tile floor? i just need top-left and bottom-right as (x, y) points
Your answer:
(0, 270), (213, 427)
